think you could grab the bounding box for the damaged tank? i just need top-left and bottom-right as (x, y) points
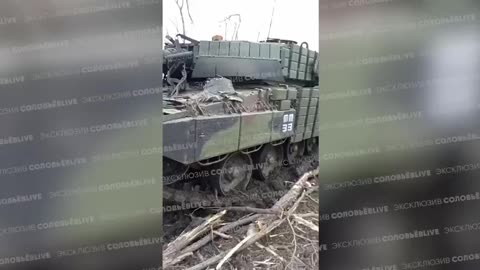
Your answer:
(163, 34), (319, 195)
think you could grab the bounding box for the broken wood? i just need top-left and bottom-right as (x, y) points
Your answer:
(163, 214), (262, 268)
(216, 230), (256, 269)
(164, 169), (319, 270)
(184, 217), (286, 270)
(180, 214), (261, 256)
(183, 169), (317, 270)
(219, 206), (281, 215)
(270, 169), (318, 212)
(163, 210), (226, 266)
(255, 242), (287, 263)
(292, 214), (319, 232)
(185, 212), (288, 270)
(212, 230), (232, 239)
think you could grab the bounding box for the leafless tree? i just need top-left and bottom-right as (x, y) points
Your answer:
(219, 14), (241, 41)
(174, 0), (186, 35)
(174, 0), (194, 37)
(169, 18), (180, 35)
(185, 0), (194, 24)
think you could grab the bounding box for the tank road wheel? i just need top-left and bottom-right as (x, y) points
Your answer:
(253, 144), (283, 181)
(311, 137), (319, 157)
(285, 140), (305, 166)
(211, 152), (253, 196)
(305, 138), (316, 155)
(163, 158), (190, 186)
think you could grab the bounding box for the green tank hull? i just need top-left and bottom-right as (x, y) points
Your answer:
(163, 35), (319, 194)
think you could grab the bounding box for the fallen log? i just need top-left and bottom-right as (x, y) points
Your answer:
(168, 169), (318, 270)
(180, 214), (262, 254)
(186, 215), (287, 270)
(163, 214), (263, 269)
(270, 169), (318, 212)
(189, 192), (310, 270)
(216, 224), (257, 270)
(163, 210), (226, 266)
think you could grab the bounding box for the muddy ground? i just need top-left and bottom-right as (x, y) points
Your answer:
(163, 154), (319, 270)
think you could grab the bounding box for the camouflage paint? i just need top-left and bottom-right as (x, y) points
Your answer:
(195, 115), (240, 161)
(239, 111), (274, 149)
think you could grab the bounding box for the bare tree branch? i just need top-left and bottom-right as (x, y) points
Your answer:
(234, 15), (241, 40)
(163, 169), (319, 269)
(219, 14), (241, 41)
(169, 18), (180, 35)
(231, 21), (237, 40)
(174, 0), (186, 35)
(186, 0), (194, 24)
(175, 0), (184, 9)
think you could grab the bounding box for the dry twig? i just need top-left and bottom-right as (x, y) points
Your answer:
(216, 231), (255, 269)
(285, 217), (298, 270)
(163, 210), (226, 267)
(219, 206), (281, 215)
(255, 242), (287, 263)
(165, 169), (318, 270)
(213, 231), (232, 239)
(292, 215), (319, 232)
